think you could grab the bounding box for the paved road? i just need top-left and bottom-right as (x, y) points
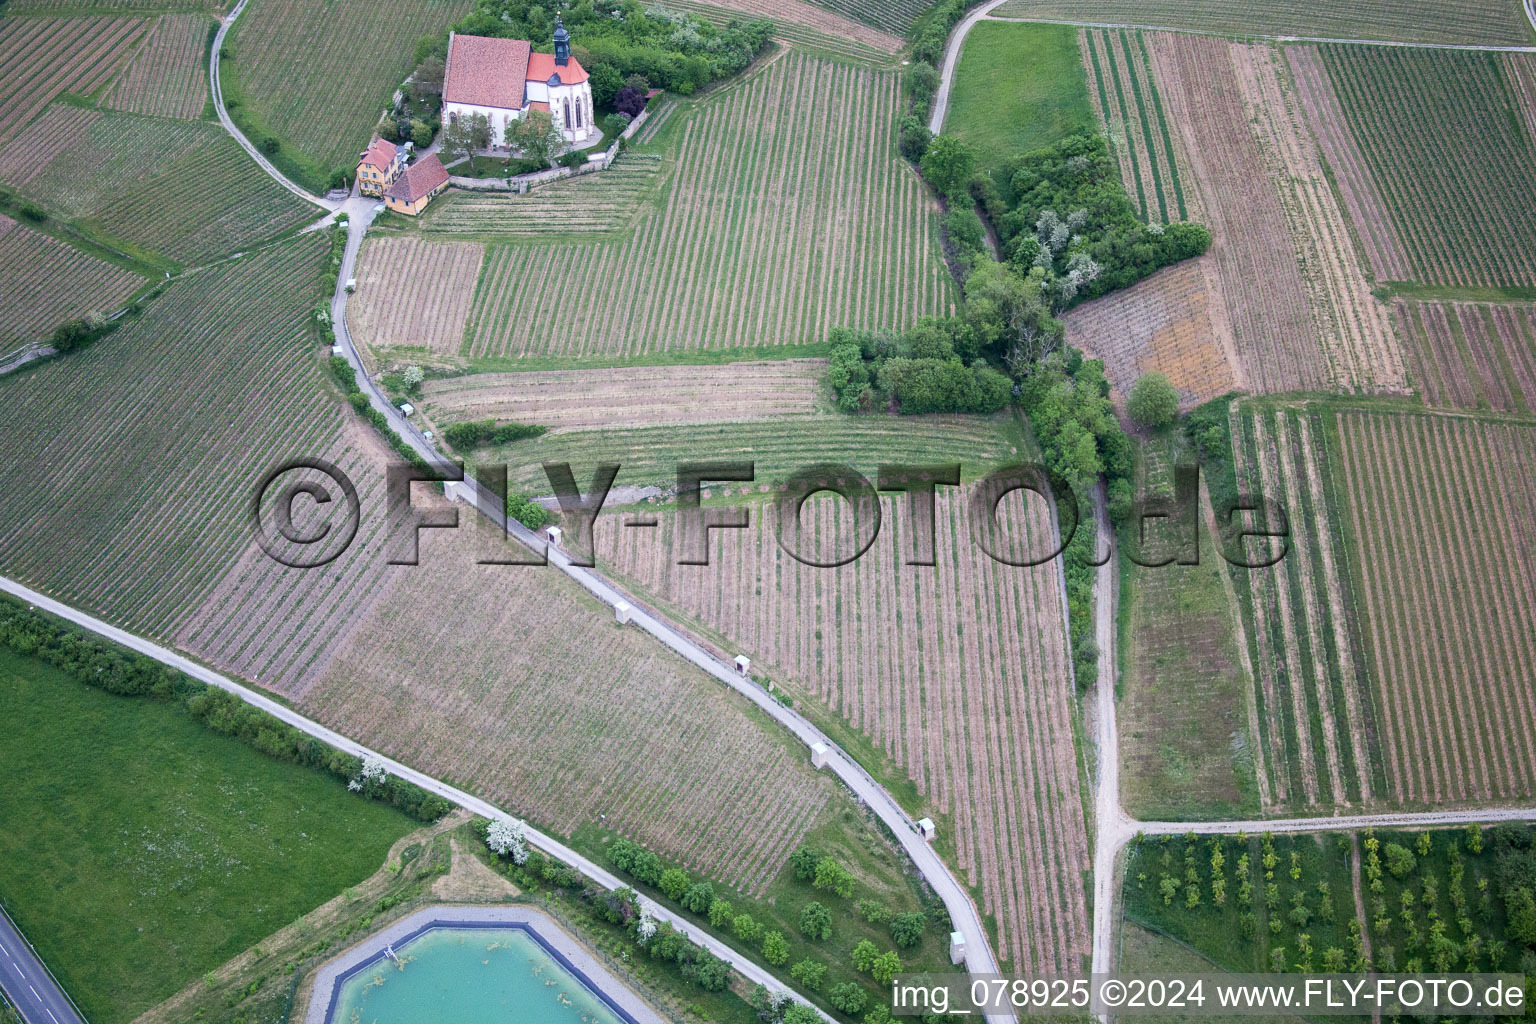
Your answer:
(208, 0), (336, 211)
(325, 226), (1012, 1021)
(0, 904), (84, 1024)
(0, 576), (837, 1023)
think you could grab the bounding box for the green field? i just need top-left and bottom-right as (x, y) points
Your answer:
(8, 105), (310, 265)
(1317, 46), (1536, 287)
(0, 648), (414, 1024)
(944, 21), (1094, 177)
(478, 414), (1020, 494)
(222, 0), (471, 191)
(991, 0), (1535, 45)
(1117, 434), (1259, 820)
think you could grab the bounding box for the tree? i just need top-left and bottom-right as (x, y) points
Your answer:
(1505, 887), (1536, 946)
(410, 55), (445, 101)
(799, 901), (833, 940)
(485, 818), (528, 864)
(440, 114), (486, 174)
(408, 118), (433, 149)
(708, 898), (733, 927)
(761, 930), (790, 966)
(1127, 371), (1179, 430)
(851, 939), (879, 972)
(614, 86), (648, 118)
(889, 911), (927, 949)
(50, 317), (97, 352)
(508, 109), (564, 168)
(790, 959), (828, 990)
(789, 846), (823, 882)
(636, 912), (658, 944)
(693, 951), (730, 991)
(681, 881), (714, 914)
(783, 1005), (822, 1024)
(733, 913), (762, 942)
(813, 857), (855, 898)
(506, 492), (551, 530)
(1383, 843), (1416, 879)
(659, 867), (690, 900)
(920, 135), (973, 196)
(828, 983), (868, 1015)
(871, 950), (902, 986)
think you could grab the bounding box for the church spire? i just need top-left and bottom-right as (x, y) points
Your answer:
(553, 14), (570, 66)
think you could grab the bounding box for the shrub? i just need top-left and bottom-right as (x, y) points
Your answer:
(898, 116), (932, 163)
(790, 958), (827, 990)
(789, 846), (823, 882)
(260, 136), (281, 155)
(506, 492), (552, 531)
(614, 86), (648, 118)
(1384, 843), (1417, 879)
(659, 867), (690, 900)
(761, 930), (790, 966)
(889, 911), (927, 949)
(707, 898), (734, 927)
(799, 901), (833, 941)
(851, 939), (879, 972)
(442, 418), (546, 451)
(559, 150), (587, 170)
(1127, 371), (1179, 430)
(813, 856), (855, 898)
(603, 113), (631, 138)
(732, 914), (761, 942)
(680, 881), (714, 914)
(828, 983), (868, 1015)
(871, 950), (902, 986)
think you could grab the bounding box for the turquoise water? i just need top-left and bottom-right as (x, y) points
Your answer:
(329, 926), (631, 1024)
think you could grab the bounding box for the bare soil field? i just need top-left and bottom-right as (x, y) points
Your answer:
(0, 215), (144, 347)
(1233, 43), (1403, 394)
(1064, 258), (1239, 410)
(0, 16), (145, 144)
(105, 13), (211, 119)
(295, 524), (833, 895)
(419, 360), (828, 434)
(597, 491), (1091, 972)
(1230, 404), (1379, 812)
(1285, 46), (1410, 284)
(1395, 300), (1536, 414)
(347, 236), (484, 358)
(1333, 410), (1536, 804)
(1144, 34), (1322, 395)
(1506, 53), (1536, 144)
(651, 0), (902, 55)
(991, 0), (1535, 45)
(463, 53), (954, 361)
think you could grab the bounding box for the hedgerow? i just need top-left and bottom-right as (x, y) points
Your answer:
(0, 595), (453, 822)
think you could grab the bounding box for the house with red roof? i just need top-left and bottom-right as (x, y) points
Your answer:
(356, 137), (407, 197)
(384, 153), (450, 216)
(442, 16), (594, 148)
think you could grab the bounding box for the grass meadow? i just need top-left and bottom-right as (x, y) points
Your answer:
(944, 21), (1095, 176)
(0, 650), (414, 1024)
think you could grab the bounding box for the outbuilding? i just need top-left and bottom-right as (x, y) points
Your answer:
(384, 154), (450, 216)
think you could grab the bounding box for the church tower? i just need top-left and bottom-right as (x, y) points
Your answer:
(553, 14), (570, 67)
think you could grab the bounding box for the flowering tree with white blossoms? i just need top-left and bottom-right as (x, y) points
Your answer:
(636, 911), (658, 945)
(360, 754), (389, 782)
(486, 818), (528, 864)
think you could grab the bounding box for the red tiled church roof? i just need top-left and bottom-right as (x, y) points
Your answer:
(387, 154), (449, 204)
(527, 51), (588, 85)
(444, 33), (530, 109)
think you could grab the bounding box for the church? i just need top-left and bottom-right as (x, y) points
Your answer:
(441, 18), (595, 148)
